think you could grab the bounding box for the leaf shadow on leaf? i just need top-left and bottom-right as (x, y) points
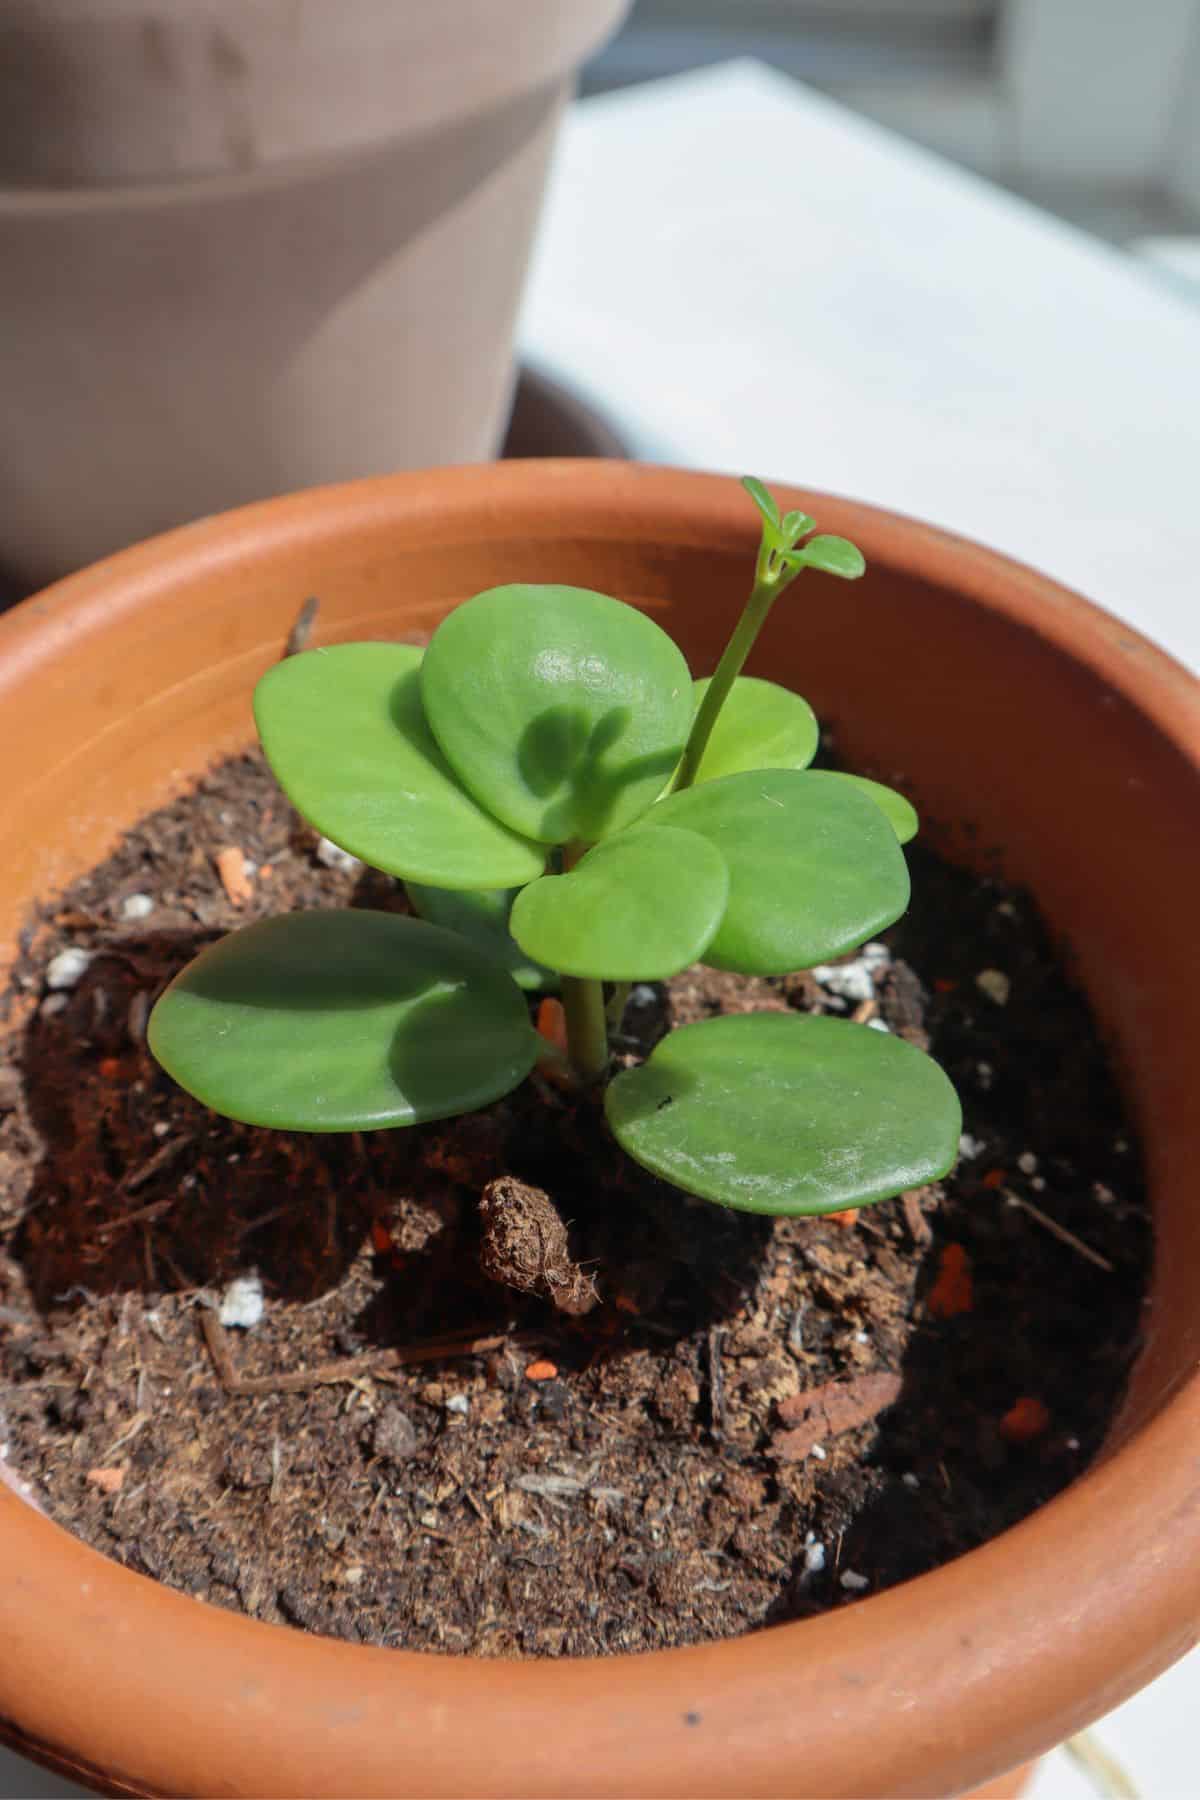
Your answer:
(516, 703), (682, 841)
(387, 663), (473, 792)
(385, 988), (535, 1123)
(172, 927), (461, 1022)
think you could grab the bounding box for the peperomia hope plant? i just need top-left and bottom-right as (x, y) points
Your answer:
(149, 479), (960, 1217)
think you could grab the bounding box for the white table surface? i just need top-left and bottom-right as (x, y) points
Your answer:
(521, 59), (1200, 677)
(4, 57), (1198, 1800)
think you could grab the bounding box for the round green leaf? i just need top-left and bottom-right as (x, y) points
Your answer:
(510, 826), (728, 980)
(405, 882), (557, 991)
(787, 535), (866, 580)
(148, 910), (538, 1131)
(826, 772), (919, 845)
(254, 643), (544, 889)
(639, 769), (910, 974)
(420, 585), (693, 845)
(689, 675), (819, 784)
(606, 1012), (961, 1215)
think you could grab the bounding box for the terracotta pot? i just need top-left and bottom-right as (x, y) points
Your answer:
(0, 462), (1197, 1798)
(0, 0), (631, 589)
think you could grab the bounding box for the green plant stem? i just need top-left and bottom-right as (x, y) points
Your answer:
(561, 976), (610, 1083)
(606, 981), (632, 1033)
(673, 557), (798, 791)
(559, 841), (610, 1082)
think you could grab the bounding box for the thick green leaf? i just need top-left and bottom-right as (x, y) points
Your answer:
(688, 675), (819, 784)
(405, 882), (557, 991)
(638, 769), (910, 974)
(781, 508), (816, 544)
(420, 585), (693, 845)
(606, 1012), (960, 1215)
(254, 643), (544, 889)
(741, 476), (781, 531)
(148, 910), (538, 1131)
(510, 826), (728, 980)
(785, 535), (866, 580)
(826, 773), (919, 845)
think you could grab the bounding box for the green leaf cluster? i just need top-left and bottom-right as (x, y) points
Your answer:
(149, 484), (959, 1216)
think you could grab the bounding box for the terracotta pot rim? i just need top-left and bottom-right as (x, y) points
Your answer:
(0, 0), (626, 209)
(0, 82), (567, 215)
(1, 460), (1198, 1798)
(9, 457), (1198, 704)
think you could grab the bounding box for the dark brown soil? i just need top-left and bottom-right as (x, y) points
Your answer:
(0, 752), (1150, 1657)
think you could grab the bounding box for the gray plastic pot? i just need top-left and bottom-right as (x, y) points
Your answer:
(0, 0), (630, 587)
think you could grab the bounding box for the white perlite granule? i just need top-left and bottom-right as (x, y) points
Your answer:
(45, 947), (93, 990)
(316, 837), (363, 873)
(218, 1273), (265, 1330)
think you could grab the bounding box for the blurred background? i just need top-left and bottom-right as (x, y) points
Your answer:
(586, 0), (1200, 253)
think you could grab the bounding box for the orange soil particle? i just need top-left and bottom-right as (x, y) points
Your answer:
(927, 1243), (973, 1319)
(524, 1360), (559, 1383)
(214, 846), (254, 907)
(999, 1396), (1052, 1443)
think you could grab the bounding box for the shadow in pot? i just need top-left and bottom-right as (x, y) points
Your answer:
(7, 888), (770, 1359)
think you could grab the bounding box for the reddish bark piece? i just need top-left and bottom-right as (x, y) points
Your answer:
(927, 1243), (973, 1318)
(981, 1168), (1006, 1190)
(1000, 1397), (1051, 1444)
(828, 1207), (860, 1231)
(214, 846), (254, 907)
(535, 997), (567, 1053)
(85, 1467), (124, 1495)
(902, 1188), (933, 1246)
(524, 1360), (558, 1383)
(772, 1372), (903, 1462)
(534, 996), (575, 1089)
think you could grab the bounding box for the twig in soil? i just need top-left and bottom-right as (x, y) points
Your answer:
(853, 1213), (888, 1242)
(1004, 1192), (1115, 1272)
(236, 1202), (297, 1239)
(707, 1326), (727, 1437)
(159, 1246), (199, 1293)
(200, 1309), (523, 1396)
(902, 1189), (933, 1246)
(463, 1488), (492, 1529)
(96, 1196), (175, 1239)
(141, 1225), (156, 1287)
(102, 1410), (149, 1459)
(121, 1133), (194, 1195)
(284, 597), (320, 658)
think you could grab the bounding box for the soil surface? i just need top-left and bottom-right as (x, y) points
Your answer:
(0, 752), (1150, 1657)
